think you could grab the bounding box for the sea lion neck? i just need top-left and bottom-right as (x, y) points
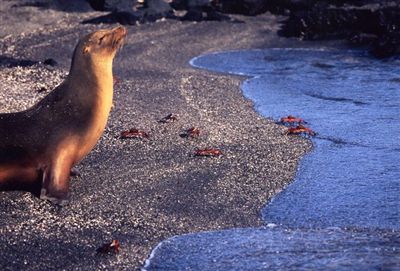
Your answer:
(68, 53), (114, 91)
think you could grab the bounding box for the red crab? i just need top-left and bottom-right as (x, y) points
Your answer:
(181, 127), (201, 138)
(120, 128), (149, 139)
(195, 148), (222, 157)
(96, 239), (120, 255)
(279, 115), (306, 126)
(285, 125), (316, 137)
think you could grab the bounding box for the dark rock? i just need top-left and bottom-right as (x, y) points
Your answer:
(37, 87), (47, 93)
(371, 34), (400, 58)
(43, 58), (58, 66)
(82, 11), (140, 24)
(171, 0), (232, 21)
(84, 0), (174, 24)
(87, 0), (170, 14)
(180, 7), (231, 21)
(86, 0), (138, 12)
(213, 0), (269, 16)
(53, 0), (94, 12)
(181, 9), (204, 21)
(172, 0), (269, 17)
(12, 0), (93, 12)
(87, 0), (106, 11)
(0, 56), (38, 68)
(144, 0), (171, 14)
(12, 1), (51, 8)
(349, 33), (378, 45)
(276, 2), (400, 57)
(263, 0), (396, 14)
(171, 0), (210, 10)
(204, 8), (232, 21)
(14, 59), (38, 67)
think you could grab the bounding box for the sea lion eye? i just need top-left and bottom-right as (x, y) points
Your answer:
(99, 35), (105, 44)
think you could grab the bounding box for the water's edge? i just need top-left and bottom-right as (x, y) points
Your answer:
(141, 50), (314, 270)
(142, 48), (400, 270)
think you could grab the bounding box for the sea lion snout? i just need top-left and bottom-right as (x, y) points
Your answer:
(110, 26), (127, 50)
(112, 26), (127, 38)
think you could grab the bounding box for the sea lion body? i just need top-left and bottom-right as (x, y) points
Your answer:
(0, 26), (127, 205)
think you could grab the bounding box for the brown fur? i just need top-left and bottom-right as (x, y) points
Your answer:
(0, 26), (127, 205)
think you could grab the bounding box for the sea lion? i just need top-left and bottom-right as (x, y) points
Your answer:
(0, 26), (127, 205)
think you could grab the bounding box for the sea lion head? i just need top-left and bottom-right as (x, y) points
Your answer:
(74, 26), (127, 65)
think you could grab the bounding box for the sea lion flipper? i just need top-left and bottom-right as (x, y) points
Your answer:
(40, 189), (70, 206)
(40, 160), (72, 206)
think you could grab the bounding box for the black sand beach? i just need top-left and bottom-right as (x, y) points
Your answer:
(0, 2), (311, 270)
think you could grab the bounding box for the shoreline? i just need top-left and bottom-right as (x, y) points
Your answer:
(0, 7), (312, 270)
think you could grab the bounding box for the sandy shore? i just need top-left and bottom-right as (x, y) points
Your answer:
(0, 3), (311, 270)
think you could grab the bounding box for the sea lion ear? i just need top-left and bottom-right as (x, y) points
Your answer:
(83, 45), (90, 54)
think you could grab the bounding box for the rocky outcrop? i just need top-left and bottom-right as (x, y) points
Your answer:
(213, 0), (269, 16)
(84, 0), (234, 23)
(86, 0), (137, 12)
(171, 0), (231, 21)
(210, 0), (400, 57)
(83, 0), (400, 57)
(274, 1), (400, 57)
(84, 0), (174, 24)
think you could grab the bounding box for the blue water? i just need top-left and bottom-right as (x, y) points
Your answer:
(143, 226), (399, 271)
(142, 48), (400, 270)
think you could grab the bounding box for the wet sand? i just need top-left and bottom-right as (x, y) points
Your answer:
(0, 3), (311, 270)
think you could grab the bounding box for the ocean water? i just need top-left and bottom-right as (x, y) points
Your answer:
(142, 49), (400, 270)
